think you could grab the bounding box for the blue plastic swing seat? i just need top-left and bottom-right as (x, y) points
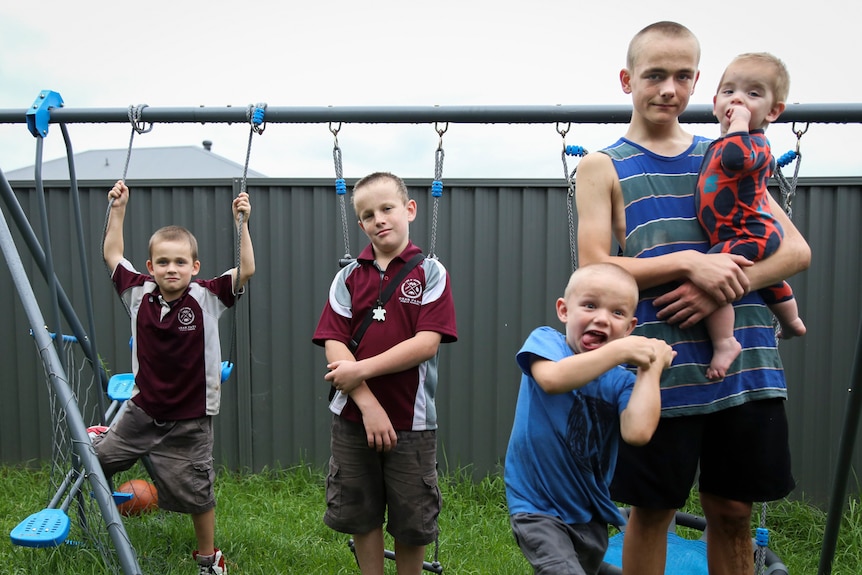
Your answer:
(10, 508), (70, 548)
(107, 373), (136, 402)
(220, 360), (233, 382)
(112, 492), (134, 505)
(604, 532), (707, 573)
(108, 362), (233, 402)
(602, 528), (789, 574)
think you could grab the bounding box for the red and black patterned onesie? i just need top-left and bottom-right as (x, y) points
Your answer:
(695, 130), (793, 304)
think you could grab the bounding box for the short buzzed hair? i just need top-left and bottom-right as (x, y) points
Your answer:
(564, 262), (640, 314)
(627, 21), (700, 70)
(351, 172), (410, 213)
(149, 225), (198, 260)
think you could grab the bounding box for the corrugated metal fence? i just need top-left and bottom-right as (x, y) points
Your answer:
(0, 177), (859, 507)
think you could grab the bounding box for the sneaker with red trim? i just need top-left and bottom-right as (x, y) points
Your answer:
(193, 548), (227, 575)
(87, 425), (109, 441)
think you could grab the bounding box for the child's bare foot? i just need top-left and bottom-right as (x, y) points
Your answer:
(777, 317), (806, 340)
(707, 337), (742, 380)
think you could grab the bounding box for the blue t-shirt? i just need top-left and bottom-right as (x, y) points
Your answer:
(504, 327), (634, 527)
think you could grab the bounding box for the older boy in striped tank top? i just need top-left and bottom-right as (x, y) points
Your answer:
(574, 21), (810, 575)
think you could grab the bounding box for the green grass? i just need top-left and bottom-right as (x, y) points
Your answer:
(1, 463), (860, 574)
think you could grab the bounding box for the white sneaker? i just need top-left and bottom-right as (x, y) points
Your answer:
(194, 548), (227, 575)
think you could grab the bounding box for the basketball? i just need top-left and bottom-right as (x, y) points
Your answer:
(116, 479), (158, 516)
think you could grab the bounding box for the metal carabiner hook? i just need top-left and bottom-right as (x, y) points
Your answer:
(791, 122), (809, 153)
(791, 122), (809, 139)
(434, 122), (448, 150)
(556, 122), (570, 138)
(329, 122), (342, 148)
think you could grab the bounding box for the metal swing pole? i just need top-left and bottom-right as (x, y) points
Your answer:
(4, 103), (862, 126)
(0, 185), (143, 575)
(0, 169), (107, 389)
(818, 312), (862, 575)
(59, 123), (108, 416)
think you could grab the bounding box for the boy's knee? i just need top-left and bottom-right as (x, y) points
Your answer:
(628, 507), (676, 532)
(700, 493), (752, 533)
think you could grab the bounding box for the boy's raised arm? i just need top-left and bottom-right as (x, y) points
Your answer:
(531, 335), (667, 395)
(103, 180), (128, 273)
(231, 192), (255, 291)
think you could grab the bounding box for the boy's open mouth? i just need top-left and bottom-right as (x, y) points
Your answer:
(582, 330), (608, 349)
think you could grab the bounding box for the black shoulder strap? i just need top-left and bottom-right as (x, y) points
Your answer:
(349, 252), (425, 352)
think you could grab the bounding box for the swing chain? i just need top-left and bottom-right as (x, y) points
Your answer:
(774, 122), (807, 220)
(331, 123), (344, 180)
(429, 123), (447, 259)
(792, 121), (809, 150)
(121, 104), (152, 182)
(559, 128), (577, 192)
(331, 123), (352, 261)
(754, 501), (769, 575)
(558, 124), (586, 272)
(224, 103), (266, 374)
(104, 105), (154, 321)
(128, 104), (153, 135)
(770, 124), (806, 342)
(435, 121), (448, 151)
(235, 103), (267, 299)
(240, 103), (267, 198)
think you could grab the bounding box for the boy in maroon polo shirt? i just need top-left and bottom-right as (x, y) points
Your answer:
(93, 180), (255, 575)
(313, 172), (457, 575)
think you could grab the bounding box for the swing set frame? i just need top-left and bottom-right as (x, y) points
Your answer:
(2, 93), (861, 575)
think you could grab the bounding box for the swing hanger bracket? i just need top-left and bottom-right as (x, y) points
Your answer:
(556, 122), (571, 139)
(434, 122), (448, 150)
(248, 103), (267, 135)
(792, 122), (809, 153)
(26, 90), (64, 137)
(128, 104), (153, 135)
(330, 121), (342, 149)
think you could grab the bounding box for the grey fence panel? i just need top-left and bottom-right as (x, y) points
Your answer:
(1, 176), (860, 507)
(780, 181), (862, 506)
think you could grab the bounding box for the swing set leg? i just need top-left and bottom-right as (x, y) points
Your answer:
(347, 538), (443, 574)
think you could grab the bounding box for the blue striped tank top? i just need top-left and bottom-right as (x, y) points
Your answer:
(601, 137), (787, 416)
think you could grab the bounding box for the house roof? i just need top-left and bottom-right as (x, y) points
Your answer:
(4, 143), (267, 181)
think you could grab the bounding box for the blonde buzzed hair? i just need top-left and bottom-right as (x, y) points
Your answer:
(722, 52), (791, 103)
(564, 263), (640, 311)
(627, 21), (700, 69)
(351, 171), (410, 212)
(149, 225), (199, 260)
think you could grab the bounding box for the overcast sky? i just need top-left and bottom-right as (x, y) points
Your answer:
(1, 1), (859, 180)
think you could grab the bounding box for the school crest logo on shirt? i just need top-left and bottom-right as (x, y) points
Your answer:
(178, 307), (195, 326)
(400, 278), (423, 305)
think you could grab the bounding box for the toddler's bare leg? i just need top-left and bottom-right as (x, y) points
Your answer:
(771, 299), (806, 339)
(705, 303), (742, 380)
